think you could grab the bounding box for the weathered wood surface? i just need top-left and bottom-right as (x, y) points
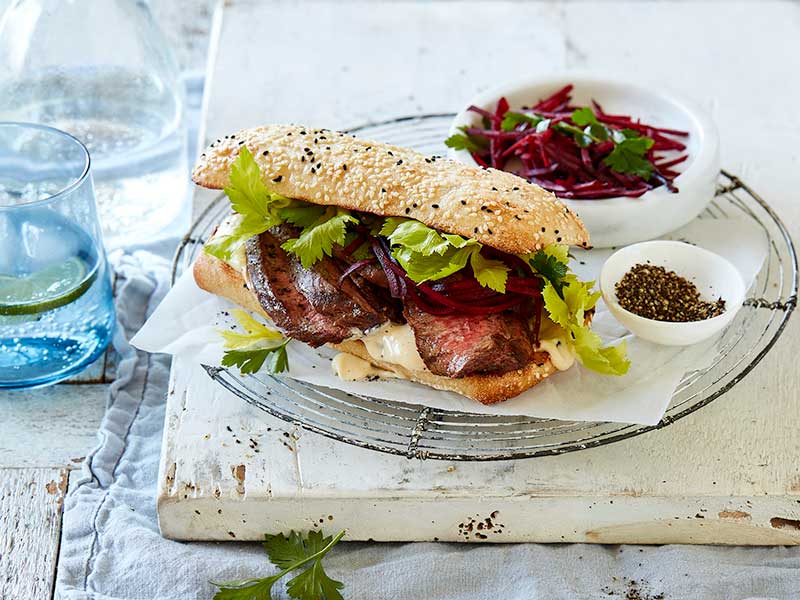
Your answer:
(162, 0), (800, 545)
(0, 468), (68, 600)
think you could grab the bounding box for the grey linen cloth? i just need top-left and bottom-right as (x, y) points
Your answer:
(53, 252), (800, 600)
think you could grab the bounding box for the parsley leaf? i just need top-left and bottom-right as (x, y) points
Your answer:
(469, 251), (510, 293)
(501, 111), (543, 131)
(281, 209), (359, 269)
(219, 309), (290, 375)
(570, 107), (599, 127)
(603, 135), (655, 178)
(205, 147), (292, 262)
(444, 127), (488, 153)
(213, 530), (346, 600)
(527, 247), (569, 294)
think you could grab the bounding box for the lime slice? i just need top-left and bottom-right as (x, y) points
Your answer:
(0, 257), (98, 316)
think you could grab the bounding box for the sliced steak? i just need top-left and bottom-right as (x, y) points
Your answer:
(245, 227), (391, 346)
(404, 300), (535, 377)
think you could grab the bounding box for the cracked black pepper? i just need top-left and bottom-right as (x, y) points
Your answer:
(615, 263), (726, 322)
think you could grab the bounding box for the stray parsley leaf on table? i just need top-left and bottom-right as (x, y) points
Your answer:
(212, 530), (346, 600)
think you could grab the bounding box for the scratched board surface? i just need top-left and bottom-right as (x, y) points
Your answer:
(161, 0), (800, 543)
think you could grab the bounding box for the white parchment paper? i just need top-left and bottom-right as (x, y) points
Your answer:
(132, 218), (767, 425)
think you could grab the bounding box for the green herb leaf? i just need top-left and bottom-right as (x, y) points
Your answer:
(380, 217), (452, 256)
(500, 111), (542, 132)
(204, 147), (292, 262)
(392, 245), (475, 283)
(212, 576), (282, 600)
(266, 531), (345, 600)
(603, 136), (656, 178)
(281, 209), (359, 269)
(444, 126), (487, 153)
(541, 278), (629, 376)
(470, 251), (510, 293)
(570, 107), (600, 127)
(527, 248), (569, 294)
(213, 530), (346, 600)
(218, 309), (290, 375)
(572, 327), (630, 376)
(221, 343), (289, 375)
(279, 202), (328, 228)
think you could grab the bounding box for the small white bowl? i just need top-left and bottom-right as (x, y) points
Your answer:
(599, 241), (745, 346)
(448, 76), (720, 248)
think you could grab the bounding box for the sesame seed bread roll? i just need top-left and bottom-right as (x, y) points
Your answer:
(192, 124), (590, 253)
(193, 251), (559, 404)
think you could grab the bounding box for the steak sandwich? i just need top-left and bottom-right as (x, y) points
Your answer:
(192, 125), (629, 404)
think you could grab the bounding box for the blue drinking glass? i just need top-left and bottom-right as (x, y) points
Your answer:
(0, 122), (115, 389)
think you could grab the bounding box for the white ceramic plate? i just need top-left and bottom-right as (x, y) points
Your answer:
(448, 76), (720, 248)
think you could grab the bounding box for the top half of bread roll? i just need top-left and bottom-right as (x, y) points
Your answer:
(192, 124), (590, 255)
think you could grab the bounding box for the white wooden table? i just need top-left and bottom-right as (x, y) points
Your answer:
(2, 1), (799, 597)
(162, 0), (800, 545)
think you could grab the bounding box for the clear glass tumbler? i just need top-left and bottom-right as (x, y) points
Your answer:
(0, 0), (188, 249)
(0, 123), (115, 389)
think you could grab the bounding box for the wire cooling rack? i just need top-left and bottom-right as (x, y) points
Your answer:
(173, 114), (797, 461)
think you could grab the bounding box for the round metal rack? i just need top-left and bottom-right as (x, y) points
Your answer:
(173, 114), (797, 461)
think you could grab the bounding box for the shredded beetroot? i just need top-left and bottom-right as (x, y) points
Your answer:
(456, 85), (689, 199)
(363, 237), (543, 317)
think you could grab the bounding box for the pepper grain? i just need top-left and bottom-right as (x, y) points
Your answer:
(615, 263), (726, 322)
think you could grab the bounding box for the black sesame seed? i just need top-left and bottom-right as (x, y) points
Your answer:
(488, 228), (493, 234)
(311, 167), (316, 174)
(326, 146), (331, 150)
(286, 132), (292, 136)
(301, 156), (305, 162)
(262, 150), (269, 156)
(366, 146), (371, 150)
(412, 202), (418, 208)
(514, 215), (521, 220)
(238, 141), (245, 146)
(300, 130), (306, 135)
(460, 200), (467, 205)
(474, 227), (479, 233)
(541, 227), (546, 232)
(388, 151), (393, 156)
(404, 207), (411, 214)
(381, 188), (386, 193)
(481, 205), (487, 211)
(431, 204), (439, 209)
(557, 237), (562, 242)
(272, 176), (283, 183)
(396, 159), (403, 165)
(342, 164), (348, 170)
(512, 186), (519, 191)
(316, 163), (321, 169)
(491, 187), (498, 191)
(554, 229), (559, 234)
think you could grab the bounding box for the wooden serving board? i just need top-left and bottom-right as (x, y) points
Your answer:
(157, 0), (800, 544)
